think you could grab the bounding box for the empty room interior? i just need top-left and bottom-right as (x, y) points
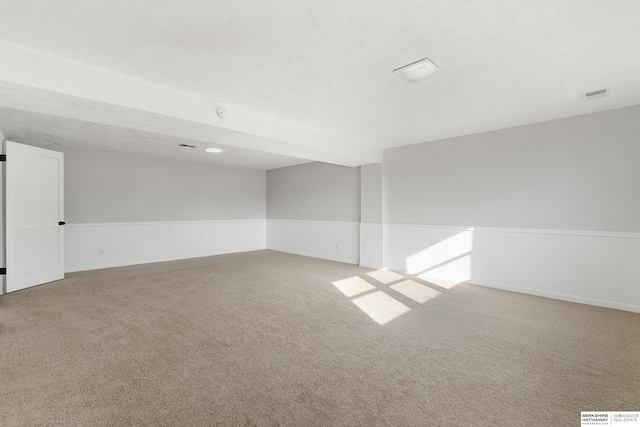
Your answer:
(1, 1), (639, 426)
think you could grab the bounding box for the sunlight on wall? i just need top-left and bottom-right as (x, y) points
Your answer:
(418, 255), (471, 290)
(406, 228), (474, 289)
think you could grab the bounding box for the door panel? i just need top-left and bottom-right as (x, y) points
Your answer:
(5, 141), (64, 292)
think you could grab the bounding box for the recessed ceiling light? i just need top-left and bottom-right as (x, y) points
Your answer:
(394, 57), (440, 82)
(206, 147), (223, 153)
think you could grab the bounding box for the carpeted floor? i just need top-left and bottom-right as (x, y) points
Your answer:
(1, 250), (638, 426)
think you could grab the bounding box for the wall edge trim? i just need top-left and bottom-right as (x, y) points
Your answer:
(384, 223), (640, 240)
(66, 248), (267, 273)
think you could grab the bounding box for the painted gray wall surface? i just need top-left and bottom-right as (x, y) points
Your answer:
(29, 144), (266, 223)
(267, 162), (361, 222)
(385, 105), (640, 232)
(361, 163), (383, 223)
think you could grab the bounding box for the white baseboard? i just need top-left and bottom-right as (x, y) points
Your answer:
(471, 280), (640, 313)
(65, 219), (266, 273)
(384, 223), (640, 313)
(267, 219), (359, 264)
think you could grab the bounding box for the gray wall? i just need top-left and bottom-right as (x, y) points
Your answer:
(29, 144), (266, 223)
(384, 105), (640, 232)
(361, 163), (383, 224)
(267, 162), (361, 222)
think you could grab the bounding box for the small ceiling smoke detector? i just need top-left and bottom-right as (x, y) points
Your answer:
(582, 88), (610, 100)
(217, 106), (228, 118)
(394, 57), (440, 82)
(206, 147), (223, 153)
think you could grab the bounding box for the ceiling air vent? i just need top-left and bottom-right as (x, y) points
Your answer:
(582, 88), (609, 100)
(178, 143), (197, 148)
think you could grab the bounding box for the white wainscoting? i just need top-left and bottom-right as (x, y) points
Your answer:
(384, 224), (640, 313)
(65, 219), (266, 272)
(360, 223), (383, 269)
(267, 219), (360, 264)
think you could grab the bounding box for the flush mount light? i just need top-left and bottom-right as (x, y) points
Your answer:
(394, 57), (440, 82)
(205, 147), (223, 153)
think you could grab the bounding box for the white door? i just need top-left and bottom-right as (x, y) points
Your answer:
(5, 141), (64, 293)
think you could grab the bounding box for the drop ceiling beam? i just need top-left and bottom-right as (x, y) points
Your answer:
(0, 42), (381, 167)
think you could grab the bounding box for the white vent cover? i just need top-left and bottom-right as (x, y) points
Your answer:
(582, 88), (610, 100)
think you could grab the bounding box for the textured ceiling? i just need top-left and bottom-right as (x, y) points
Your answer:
(0, 0), (639, 166)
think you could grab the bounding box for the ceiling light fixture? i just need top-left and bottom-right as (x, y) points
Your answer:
(394, 57), (440, 82)
(206, 147), (223, 153)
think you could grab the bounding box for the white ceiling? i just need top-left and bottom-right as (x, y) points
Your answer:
(0, 0), (639, 168)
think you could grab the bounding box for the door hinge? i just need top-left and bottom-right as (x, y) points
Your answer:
(0, 154), (6, 161)
(0, 268), (6, 275)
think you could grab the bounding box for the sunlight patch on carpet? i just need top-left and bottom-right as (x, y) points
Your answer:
(390, 280), (441, 304)
(351, 291), (411, 325)
(366, 269), (404, 285)
(332, 276), (376, 297)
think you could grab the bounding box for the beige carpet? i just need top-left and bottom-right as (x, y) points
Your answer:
(0, 250), (638, 426)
